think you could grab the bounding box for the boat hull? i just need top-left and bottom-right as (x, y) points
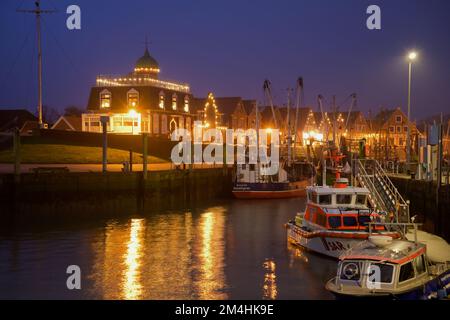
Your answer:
(232, 180), (308, 199)
(286, 222), (399, 259)
(326, 269), (450, 300)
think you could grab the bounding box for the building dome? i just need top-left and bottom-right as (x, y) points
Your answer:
(134, 48), (159, 75)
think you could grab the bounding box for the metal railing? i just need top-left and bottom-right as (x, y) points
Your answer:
(354, 159), (410, 223)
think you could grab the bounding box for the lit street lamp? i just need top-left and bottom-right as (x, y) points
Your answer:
(406, 51), (417, 172)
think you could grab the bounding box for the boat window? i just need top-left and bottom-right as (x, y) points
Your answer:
(328, 216), (341, 229)
(311, 192), (318, 204)
(340, 261), (361, 281)
(368, 263), (394, 284)
(336, 194), (352, 205)
(318, 194), (332, 205)
(414, 255), (426, 275)
(356, 194), (367, 205)
(316, 212), (327, 227)
(343, 216), (358, 227)
(358, 215), (371, 226)
(399, 262), (415, 282)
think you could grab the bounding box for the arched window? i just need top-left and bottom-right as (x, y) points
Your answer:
(169, 118), (177, 133)
(127, 88), (139, 108)
(100, 89), (111, 109)
(159, 91), (165, 109)
(172, 93), (177, 110)
(184, 95), (189, 113)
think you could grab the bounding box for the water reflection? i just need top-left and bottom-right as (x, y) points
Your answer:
(195, 209), (227, 299)
(0, 198), (336, 299)
(262, 259), (277, 300)
(123, 219), (145, 300)
(89, 207), (227, 299)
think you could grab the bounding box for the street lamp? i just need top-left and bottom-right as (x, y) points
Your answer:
(406, 51), (417, 172)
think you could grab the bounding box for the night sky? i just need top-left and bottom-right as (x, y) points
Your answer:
(1, 0), (450, 121)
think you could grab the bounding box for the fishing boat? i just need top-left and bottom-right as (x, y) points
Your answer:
(232, 78), (315, 199)
(325, 226), (450, 299)
(232, 160), (313, 199)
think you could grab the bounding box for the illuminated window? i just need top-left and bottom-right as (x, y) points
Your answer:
(159, 91), (165, 109)
(396, 115), (402, 123)
(100, 89), (111, 109)
(184, 95), (189, 113)
(172, 93), (177, 110)
(127, 89), (139, 108)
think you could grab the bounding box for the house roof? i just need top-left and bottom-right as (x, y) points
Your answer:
(0, 109), (37, 132)
(51, 115), (82, 131)
(371, 108), (400, 131)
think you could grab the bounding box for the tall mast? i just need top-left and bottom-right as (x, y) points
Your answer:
(287, 88), (292, 166)
(17, 0), (56, 127)
(293, 77), (303, 162)
(263, 80), (278, 129)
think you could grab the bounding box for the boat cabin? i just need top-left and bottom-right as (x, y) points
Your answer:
(330, 240), (431, 296)
(303, 185), (385, 231)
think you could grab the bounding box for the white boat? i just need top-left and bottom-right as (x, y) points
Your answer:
(325, 229), (450, 299)
(285, 177), (401, 258)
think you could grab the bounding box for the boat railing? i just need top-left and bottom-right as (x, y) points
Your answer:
(368, 222), (422, 241)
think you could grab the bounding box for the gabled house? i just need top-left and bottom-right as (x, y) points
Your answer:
(370, 107), (420, 161)
(51, 115), (82, 131)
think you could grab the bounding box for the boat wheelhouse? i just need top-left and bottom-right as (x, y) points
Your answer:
(286, 178), (400, 258)
(326, 237), (450, 299)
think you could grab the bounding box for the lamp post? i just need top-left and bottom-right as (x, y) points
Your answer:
(406, 51), (417, 172)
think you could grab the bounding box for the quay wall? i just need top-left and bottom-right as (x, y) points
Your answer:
(0, 168), (233, 218)
(391, 177), (450, 241)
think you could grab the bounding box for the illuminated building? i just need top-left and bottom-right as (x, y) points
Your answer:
(192, 94), (256, 130)
(369, 107), (420, 161)
(82, 44), (194, 136)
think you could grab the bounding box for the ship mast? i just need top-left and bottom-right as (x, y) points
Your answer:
(287, 88), (292, 167)
(293, 77), (303, 162)
(17, 0), (56, 127)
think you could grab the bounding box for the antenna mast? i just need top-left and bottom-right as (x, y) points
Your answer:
(17, 0), (56, 127)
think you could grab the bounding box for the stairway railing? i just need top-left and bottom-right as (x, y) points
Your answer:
(353, 159), (410, 223)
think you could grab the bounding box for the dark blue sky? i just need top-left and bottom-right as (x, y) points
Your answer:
(1, 0), (450, 121)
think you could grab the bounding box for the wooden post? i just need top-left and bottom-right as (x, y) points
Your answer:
(100, 116), (109, 173)
(129, 149), (133, 172)
(142, 133), (148, 180)
(13, 128), (21, 180)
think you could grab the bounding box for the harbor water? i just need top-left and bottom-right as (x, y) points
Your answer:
(0, 198), (336, 299)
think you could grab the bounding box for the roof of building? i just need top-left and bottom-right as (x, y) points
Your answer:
(51, 115), (82, 131)
(371, 108), (397, 131)
(135, 48), (159, 69)
(0, 109), (37, 132)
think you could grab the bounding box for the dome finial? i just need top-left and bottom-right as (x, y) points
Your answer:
(144, 35), (150, 53)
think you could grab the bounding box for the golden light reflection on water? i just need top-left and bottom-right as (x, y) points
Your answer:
(262, 259), (277, 300)
(123, 219), (145, 300)
(90, 207), (227, 299)
(196, 209), (228, 299)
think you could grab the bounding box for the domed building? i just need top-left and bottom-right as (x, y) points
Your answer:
(82, 45), (194, 136)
